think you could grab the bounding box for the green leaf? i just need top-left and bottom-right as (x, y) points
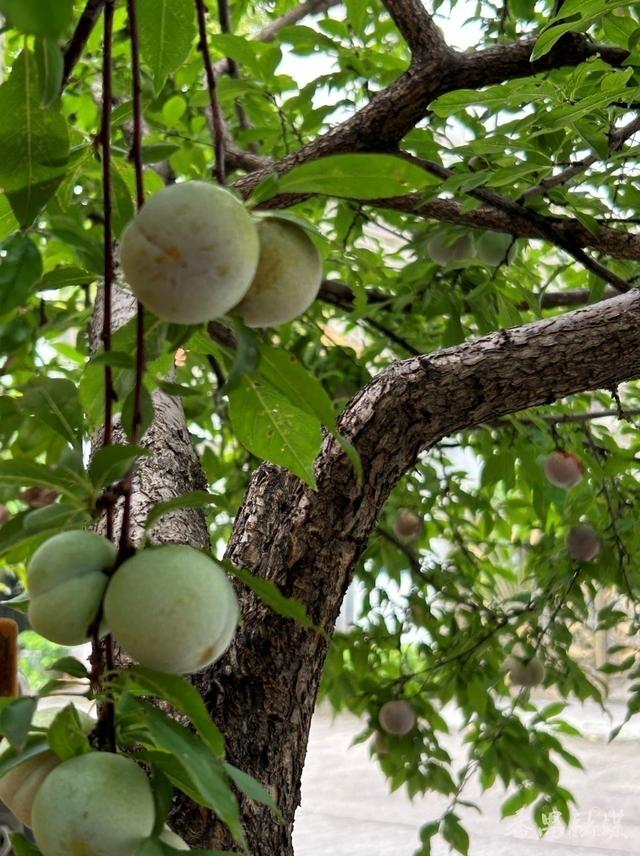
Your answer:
(0, 234), (42, 314)
(223, 763), (283, 821)
(48, 656), (89, 679)
(121, 384), (155, 442)
(136, 702), (245, 846)
(228, 375), (321, 488)
(19, 377), (84, 447)
(145, 491), (218, 531)
(0, 460), (92, 505)
(38, 265), (93, 289)
(273, 154), (438, 200)
(0, 736), (49, 778)
(442, 813), (469, 855)
(22, 503), (91, 535)
(47, 704), (92, 761)
(1, 589), (30, 614)
(89, 444), (152, 489)
(223, 321), (261, 393)
(34, 38), (63, 107)
(10, 832), (42, 855)
(257, 344), (336, 429)
(0, 0), (73, 37)
(138, 0), (196, 91)
(0, 51), (70, 225)
(0, 697), (37, 750)
(531, 0), (638, 60)
(126, 667), (225, 758)
(225, 562), (324, 635)
(141, 144), (181, 163)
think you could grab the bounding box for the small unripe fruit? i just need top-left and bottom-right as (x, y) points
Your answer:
(27, 531), (116, 645)
(544, 451), (584, 489)
(476, 232), (516, 266)
(0, 504), (8, 526)
(19, 487), (58, 508)
(104, 545), (239, 674)
(394, 509), (422, 539)
(566, 524), (600, 561)
(32, 753), (155, 856)
(371, 731), (388, 755)
(378, 700), (416, 736)
(160, 826), (190, 850)
(0, 706), (94, 827)
(426, 234), (474, 266)
(233, 217), (322, 328)
(119, 181), (260, 324)
(507, 656), (545, 688)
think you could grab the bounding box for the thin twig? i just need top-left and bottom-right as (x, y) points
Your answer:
(62, 0), (107, 87)
(194, 0), (227, 184)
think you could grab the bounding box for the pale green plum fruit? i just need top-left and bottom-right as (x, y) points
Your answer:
(159, 826), (190, 850)
(32, 752), (154, 856)
(426, 234), (474, 266)
(233, 217), (322, 327)
(507, 656), (545, 688)
(104, 545), (239, 674)
(378, 700), (416, 736)
(27, 531), (116, 645)
(544, 451), (584, 489)
(476, 231), (516, 266)
(566, 524), (600, 561)
(119, 181), (260, 324)
(0, 706), (94, 828)
(393, 509), (422, 540)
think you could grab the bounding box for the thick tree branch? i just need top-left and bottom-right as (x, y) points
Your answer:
(381, 0), (449, 62)
(234, 33), (629, 197)
(375, 194), (640, 260)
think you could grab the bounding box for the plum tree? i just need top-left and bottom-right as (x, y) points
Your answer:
(0, 706), (94, 828)
(104, 545), (239, 674)
(232, 217), (323, 327)
(378, 700), (416, 736)
(507, 656), (545, 688)
(566, 524), (600, 561)
(393, 509), (423, 539)
(119, 181), (259, 324)
(31, 752), (155, 855)
(543, 451), (585, 489)
(27, 531), (116, 646)
(426, 233), (474, 266)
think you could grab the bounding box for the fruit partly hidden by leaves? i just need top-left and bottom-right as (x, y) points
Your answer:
(160, 826), (190, 850)
(27, 531), (116, 646)
(543, 450), (584, 489)
(18, 487), (58, 508)
(232, 216), (323, 328)
(0, 705), (94, 828)
(426, 233), (474, 266)
(378, 700), (416, 736)
(31, 752), (155, 856)
(0, 504), (9, 526)
(371, 731), (389, 755)
(475, 231), (516, 266)
(104, 544), (239, 674)
(506, 655), (545, 688)
(119, 181), (260, 324)
(393, 509), (422, 539)
(566, 524), (600, 562)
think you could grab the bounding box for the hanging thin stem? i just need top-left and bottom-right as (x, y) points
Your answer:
(118, 0), (147, 559)
(194, 0), (227, 184)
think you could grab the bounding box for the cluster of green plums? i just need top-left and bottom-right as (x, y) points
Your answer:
(27, 530), (239, 674)
(119, 181), (323, 328)
(1, 718), (189, 853)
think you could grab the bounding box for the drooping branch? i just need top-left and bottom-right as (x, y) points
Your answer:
(381, 0), (449, 61)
